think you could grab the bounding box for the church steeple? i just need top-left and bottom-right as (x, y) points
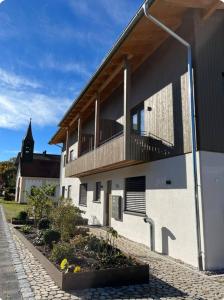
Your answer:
(21, 119), (34, 161)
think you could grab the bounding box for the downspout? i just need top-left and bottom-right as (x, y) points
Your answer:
(144, 216), (155, 251)
(143, 0), (203, 270)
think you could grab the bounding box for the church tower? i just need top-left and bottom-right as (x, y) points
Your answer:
(21, 119), (34, 162)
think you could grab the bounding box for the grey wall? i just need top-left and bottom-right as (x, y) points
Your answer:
(100, 85), (123, 124)
(194, 10), (224, 153)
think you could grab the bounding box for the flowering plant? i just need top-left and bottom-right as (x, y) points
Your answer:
(60, 258), (69, 270)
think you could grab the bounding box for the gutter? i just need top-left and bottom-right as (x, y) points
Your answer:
(143, 0), (204, 270)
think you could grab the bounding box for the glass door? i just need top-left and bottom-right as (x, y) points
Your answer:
(131, 104), (144, 135)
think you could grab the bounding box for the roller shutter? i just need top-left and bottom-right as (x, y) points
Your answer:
(125, 176), (146, 214)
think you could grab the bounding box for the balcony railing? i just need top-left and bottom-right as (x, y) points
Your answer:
(65, 130), (174, 177)
(65, 134), (124, 177)
(130, 131), (174, 161)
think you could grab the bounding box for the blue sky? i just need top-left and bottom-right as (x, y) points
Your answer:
(0, 0), (143, 161)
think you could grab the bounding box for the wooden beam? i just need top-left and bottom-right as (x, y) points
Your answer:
(164, 0), (212, 8)
(123, 57), (131, 161)
(65, 128), (69, 163)
(203, 0), (221, 20)
(94, 95), (100, 149)
(77, 118), (82, 158)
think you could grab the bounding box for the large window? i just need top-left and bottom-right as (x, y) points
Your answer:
(79, 183), (88, 206)
(94, 182), (101, 202)
(125, 176), (146, 215)
(131, 104), (144, 135)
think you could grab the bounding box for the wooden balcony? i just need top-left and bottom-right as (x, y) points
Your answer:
(65, 132), (173, 178)
(65, 134), (128, 177)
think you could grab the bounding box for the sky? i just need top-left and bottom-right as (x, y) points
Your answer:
(0, 0), (143, 161)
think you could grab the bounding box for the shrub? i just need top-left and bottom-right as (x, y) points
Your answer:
(50, 243), (74, 264)
(71, 234), (88, 249)
(33, 230), (45, 246)
(38, 218), (50, 230)
(16, 211), (28, 221)
(43, 229), (60, 248)
(20, 225), (32, 234)
(51, 204), (84, 241)
(26, 185), (56, 225)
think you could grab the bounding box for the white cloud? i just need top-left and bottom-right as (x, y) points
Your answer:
(0, 90), (71, 129)
(0, 68), (41, 89)
(40, 55), (91, 78)
(68, 0), (135, 26)
(0, 0), (5, 4)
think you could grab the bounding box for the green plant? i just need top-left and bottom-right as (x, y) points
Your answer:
(43, 229), (60, 248)
(20, 225), (32, 234)
(51, 203), (84, 241)
(33, 230), (45, 246)
(38, 218), (50, 230)
(26, 185), (56, 225)
(16, 211), (28, 221)
(71, 234), (88, 249)
(50, 243), (74, 264)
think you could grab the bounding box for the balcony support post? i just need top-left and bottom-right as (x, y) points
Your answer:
(123, 57), (131, 160)
(94, 95), (100, 149)
(65, 127), (69, 164)
(77, 117), (82, 158)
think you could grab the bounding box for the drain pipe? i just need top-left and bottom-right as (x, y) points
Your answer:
(143, 0), (203, 270)
(144, 216), (155, 251)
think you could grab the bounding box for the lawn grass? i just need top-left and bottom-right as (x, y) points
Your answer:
(0, 198), (28, 221)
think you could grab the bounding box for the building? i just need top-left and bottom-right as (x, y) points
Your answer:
(15, 120), (60, 203)
(50, 0), (224, 271)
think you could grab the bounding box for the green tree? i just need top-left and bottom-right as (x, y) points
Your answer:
(0, 158), (16, 189)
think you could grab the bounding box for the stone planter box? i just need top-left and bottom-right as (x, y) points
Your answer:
(13, 227), (149, 291)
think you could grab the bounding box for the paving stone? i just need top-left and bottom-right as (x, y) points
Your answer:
(2, 206), (224, 300)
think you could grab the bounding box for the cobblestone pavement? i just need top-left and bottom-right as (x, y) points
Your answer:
(0, 206), (23, 300)
(2, 207), (224, 300)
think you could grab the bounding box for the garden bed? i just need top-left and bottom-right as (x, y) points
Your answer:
(14, 227), (149, 291)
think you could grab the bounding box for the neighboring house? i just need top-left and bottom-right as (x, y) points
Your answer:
(49, 0), (224, 271)
(15, 121), (60, 203)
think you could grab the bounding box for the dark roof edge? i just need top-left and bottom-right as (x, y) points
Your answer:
(58, 1), (154, 127)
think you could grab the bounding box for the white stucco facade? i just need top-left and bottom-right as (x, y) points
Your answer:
(199, 151), (224, 270)
(60, 152), (204, 268)
(16, 176), (60, 203)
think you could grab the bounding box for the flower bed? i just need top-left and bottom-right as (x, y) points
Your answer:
(13, 187), (149, 290)
(14, 226), (149, 290)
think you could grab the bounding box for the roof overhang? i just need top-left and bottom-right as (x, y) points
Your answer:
(49, 0), (224, 145)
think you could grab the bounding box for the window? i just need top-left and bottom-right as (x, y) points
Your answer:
(62, 186), (65, 198)
(50, 186), (56, 197)
(30, 185), (36, 196)
(67, 185), (72, 199)
(79, 183), (87, 206)
(94, 182), (101, 202)
(70, 150), (74, 162)
(125, 176), (146, 215)
(131, 104), (144, 135)
(64, 154), (67, 167)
